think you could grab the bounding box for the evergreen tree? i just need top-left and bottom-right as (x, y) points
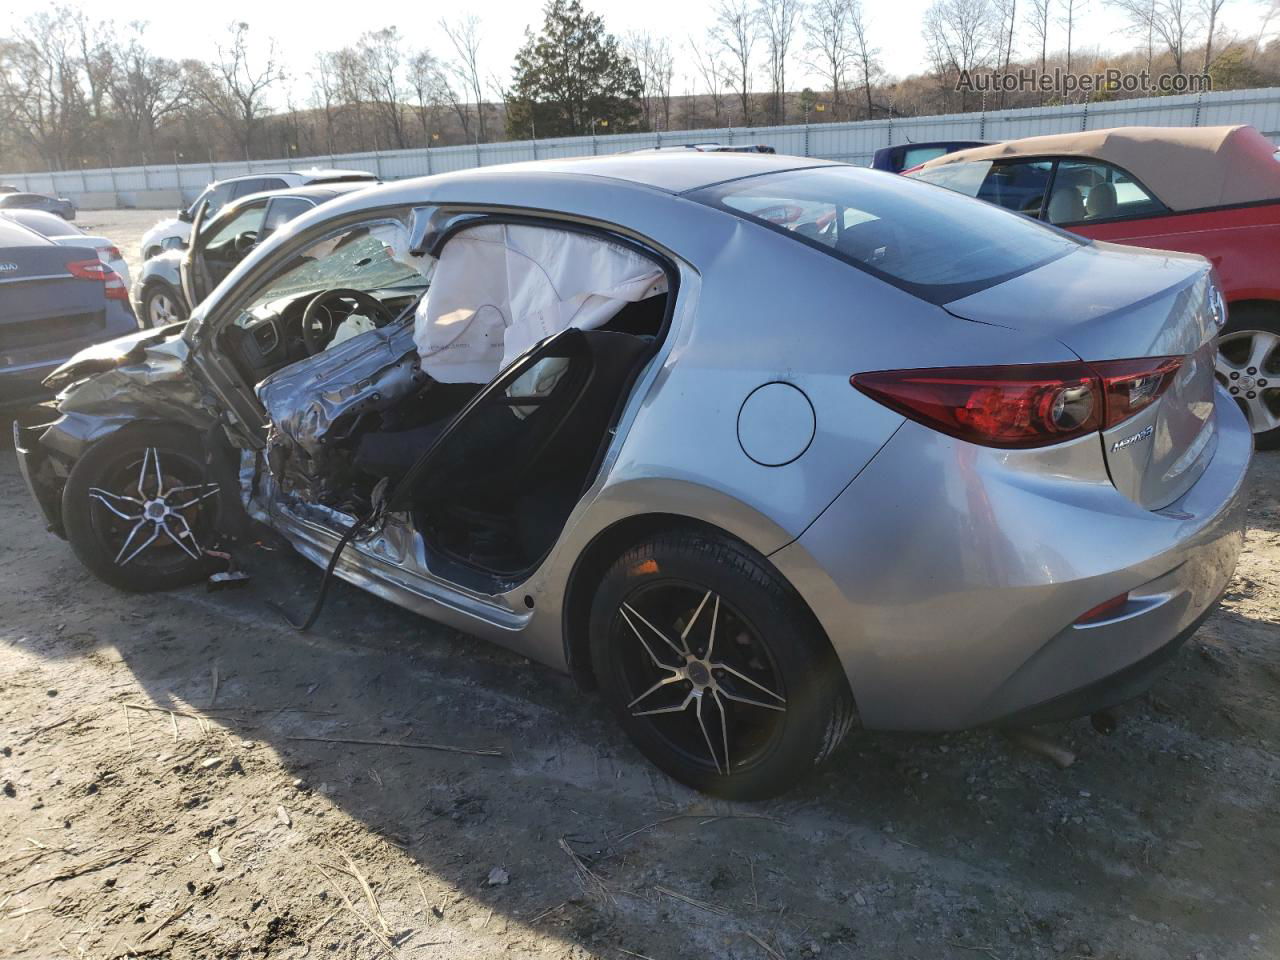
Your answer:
(507, 0), (643, 139)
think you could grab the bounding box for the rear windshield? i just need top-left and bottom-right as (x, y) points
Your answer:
(691, 165), (1082, 303)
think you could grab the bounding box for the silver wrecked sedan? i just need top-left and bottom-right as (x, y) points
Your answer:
(14, 153), (1251, 799)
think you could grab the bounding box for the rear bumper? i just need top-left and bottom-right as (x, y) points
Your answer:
(0, 359), (61, 412)
(773, 386), (1253, 731)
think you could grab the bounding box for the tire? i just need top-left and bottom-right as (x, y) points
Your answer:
(589, 528), (855, 800)
(61, 423), (238, 592)
(1216, 303), (1280, 450)
(141, 282), (187, 329)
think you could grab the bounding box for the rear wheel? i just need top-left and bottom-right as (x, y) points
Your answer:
(589, 529), (855, 800)
(61, 424), (236, 591)
(142, 282), (187, 329)
(1216, 304), (1280, 449)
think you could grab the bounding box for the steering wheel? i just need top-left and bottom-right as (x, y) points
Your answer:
(300, 289), (395, 356)
(233, 231), (258, 256)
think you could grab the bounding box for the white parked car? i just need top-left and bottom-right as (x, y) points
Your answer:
(139, 168), (377, 260)
(1, 209), (131, 288)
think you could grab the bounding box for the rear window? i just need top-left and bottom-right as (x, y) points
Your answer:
(0, 218), (45, 245)
(692, 165), (1082, 303)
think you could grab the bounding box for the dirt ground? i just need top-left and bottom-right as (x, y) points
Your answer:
(2, 211), (1279, 960)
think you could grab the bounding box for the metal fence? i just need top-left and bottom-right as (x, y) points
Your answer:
(5, 86), (1279, 206)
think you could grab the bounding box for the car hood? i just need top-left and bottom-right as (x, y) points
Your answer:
(43, 321), (188, 391)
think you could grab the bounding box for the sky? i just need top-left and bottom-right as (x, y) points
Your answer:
(2, 0), (1270, 112)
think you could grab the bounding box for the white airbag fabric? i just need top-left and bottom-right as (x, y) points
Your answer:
(414, 223), (666, 383)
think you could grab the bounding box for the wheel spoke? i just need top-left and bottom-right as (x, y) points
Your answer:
(1247, 394), (1280, 432)
(714, 662), (787, 707)
(626, 672), (686, 711)
(710, 688), (731, 773)
(1247, 331), (1279, 372)
(160, 515), (203, 560)
(115, 523), (160, 566)
(694, 693), (723, 775)
(137, 447), (165, 498)
(621, 603), (686, 662)
(166, 482), (220, 510)
(704, 595), (720, 661)
(679, 589), (712, 653)
(632, 687), (697, 718)
(88, 487), (143, 520)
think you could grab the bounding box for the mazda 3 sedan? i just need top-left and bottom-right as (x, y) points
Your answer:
(14, 153), (1251, 798)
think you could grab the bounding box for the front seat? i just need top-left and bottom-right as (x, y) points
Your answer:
(1047, 182), (1086, 224)
(1085, 181), (1118, 219)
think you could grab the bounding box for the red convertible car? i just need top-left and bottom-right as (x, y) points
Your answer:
(908, 125), (1280, 447)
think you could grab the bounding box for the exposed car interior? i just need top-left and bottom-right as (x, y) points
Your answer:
(228, 217), (673, 583)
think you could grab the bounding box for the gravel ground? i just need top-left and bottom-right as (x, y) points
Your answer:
(1, 209), (1278, 960)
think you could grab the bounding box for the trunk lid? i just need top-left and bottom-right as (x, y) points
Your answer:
(945, 241), (1219, 510)
(0, 243), (107, 365)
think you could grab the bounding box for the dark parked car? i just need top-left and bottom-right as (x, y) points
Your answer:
(0, 191), (77, 220)
(132, 182), (371, 327)
(871, 140), (988, 173)
(0, 218), (137, 413)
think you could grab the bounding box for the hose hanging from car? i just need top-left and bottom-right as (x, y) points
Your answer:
(269, 477), (390, 632)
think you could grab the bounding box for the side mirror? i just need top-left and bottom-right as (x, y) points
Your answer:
(177, 207), (194, 223)
(175, 240), (189, 251)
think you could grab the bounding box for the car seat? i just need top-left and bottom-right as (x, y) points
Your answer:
(1085, 181), (1118, 219)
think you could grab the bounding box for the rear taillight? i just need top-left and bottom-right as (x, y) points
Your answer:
(96, 245), (122, 262)
(852, 357), (1183, 449)
(66, 257), (128, 301)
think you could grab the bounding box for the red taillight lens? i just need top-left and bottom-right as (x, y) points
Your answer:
(97, 245), (122, 261)
(66, 257), (128, 301)
(851, 357), (1183, 449)
(852, 363), (1101, 448)
(1092, 357), (1182, 426)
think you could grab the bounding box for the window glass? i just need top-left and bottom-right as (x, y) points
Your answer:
(901, 146), (948, 168)
(231, 178), (269, 200)
(205, 202), (266, 249)
(259, 177), (289, 192)
(204, 182), (236, 218)
(4, 210), (78, 236)
(234, 219), (431, 328)
(1046, 160), (1166, 224)
(262, 197), (314, 237)
(694, 165), (1082, 304)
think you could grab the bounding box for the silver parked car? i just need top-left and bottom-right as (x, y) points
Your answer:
(14, 153), (1251, 798)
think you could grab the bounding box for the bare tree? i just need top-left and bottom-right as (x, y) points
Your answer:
(1200, 0), (1230, 69)
(0, 7), (88, 168)
(1059, 0), (1086, 73)
(194, 22), (283, 160)
(1026, 0), (1053, 75)
(848, 1), (881, 118)
(804, 0), (853, 118)
(1109, 0), (1159, 71)
(650, 37), (675, 129)
(690, 36), (729, 124)
(408, 49), (448, 145)
(309, 51), (340, 153)
(711, 0), (758, 125)
(923, 0), (998, 108)
(108, 23), (188, 159)
(440, 16), (486, 142)
(758, 0), (803, 124)
(359, 27), (408, 149)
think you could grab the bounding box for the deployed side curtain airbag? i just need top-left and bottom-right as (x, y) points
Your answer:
(414, 222), (667, 384)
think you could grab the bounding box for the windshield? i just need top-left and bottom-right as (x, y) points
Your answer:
(692, 165), (1083, 304)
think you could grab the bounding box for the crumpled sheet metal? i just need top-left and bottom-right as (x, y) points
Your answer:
(52, 330), (214, 434)
(256, 318), (422, 462)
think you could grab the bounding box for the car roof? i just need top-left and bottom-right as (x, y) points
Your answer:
(918, 124), (1280, 210)
(428, 152), (837, 195)
(0, 209), (83, 235)
(0, 217), (51, 246)
(209, 181), (376, 221)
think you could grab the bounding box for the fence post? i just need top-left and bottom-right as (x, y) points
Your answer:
(804, 123), (810, 157)
(1081, 95), (1090, 131)
(1194, 91), (1203, 126)
(426, 145), (433, 175)
(979, 92), (987, 140)
(373, 150), (383, 178)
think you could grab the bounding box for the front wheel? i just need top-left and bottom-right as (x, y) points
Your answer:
(589, 529), (855, 800)
(1216, 303), (1280, 449)
(61, 424), (237, 592)
(142, 282), (187, 329)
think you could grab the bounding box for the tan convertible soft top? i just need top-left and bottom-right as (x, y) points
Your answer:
(919, 125), (1280, 211)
